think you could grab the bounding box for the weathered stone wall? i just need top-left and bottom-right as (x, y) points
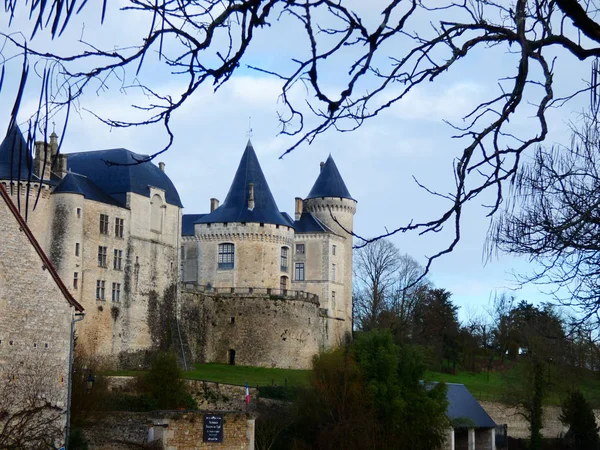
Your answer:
(193, 222), (295, 290)
(0, 192), (77, 445)
(180, 289), (323, 369)
(481, 401), (600, 439)
(82, 411), (254, 450)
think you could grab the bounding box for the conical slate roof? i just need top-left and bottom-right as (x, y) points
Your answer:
(306, 154), (354, 200)
(0, 125), (34, 181)
(196, 141), (290, 226)
(53, 172), (122, 207)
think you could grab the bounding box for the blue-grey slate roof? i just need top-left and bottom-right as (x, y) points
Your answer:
(294, 212), (330, 233)
(53, 172), (123, 207)
(196, 141), (290, 227)
(66, 149), (183, 208)
(0, 125), (35, 182)
(280, 212), (295, 228)
(306, 155), (354, 201)
(444, 383), (496, 429)
(182, 214), (207, 236)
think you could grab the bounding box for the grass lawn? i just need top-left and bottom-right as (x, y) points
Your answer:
(424, 370), (507, 402)
(183, 363), (311, 387)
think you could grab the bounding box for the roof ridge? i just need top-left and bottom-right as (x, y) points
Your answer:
(0, 184), (84, 312)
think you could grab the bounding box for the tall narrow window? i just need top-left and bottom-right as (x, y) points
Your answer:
(96, 280), (105, 300)
(115, 218), (124, 238)
(99, 214), (109, 234)
(218, 243), (235, 269)
(75, 243), (80, 257)
(113, 249), (123, 270)
(280, 276), (288, 291)
(112, 283), (121, 302)
(295, 263), (305, 281)
(151, 194), (163, 233)
(281, 247), (288, 272)
(97, 246), (107, 267)
(332, 263), (336, 281)
(76, 208), (82, 218)
(332, 244), (336, 256)
(296, 243), (305, 254)
(332, 291), (336, 311)
(73, 272), (78, 290)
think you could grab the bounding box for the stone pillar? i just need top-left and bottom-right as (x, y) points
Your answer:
(490, 428), (495, 450)
(445, 428), (455, 450)
(468, 428), (475, 450)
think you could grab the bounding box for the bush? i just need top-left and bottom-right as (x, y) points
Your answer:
(139, 351), (197, 410)
(560, 391), (599, 450)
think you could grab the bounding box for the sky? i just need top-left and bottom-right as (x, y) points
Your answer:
(0, 1), (593, 321)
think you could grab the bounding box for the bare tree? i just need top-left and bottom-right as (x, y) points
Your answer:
(353, 239), (400, 331)
(490, 114), (600, 327)
(0, 349), (66, 448)
(3, 0), (600, 270)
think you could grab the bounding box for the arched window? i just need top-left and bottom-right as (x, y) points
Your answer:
(150, 194), (163, 233)
(218, 243), (235, 269)
(280, 246), (288, 272)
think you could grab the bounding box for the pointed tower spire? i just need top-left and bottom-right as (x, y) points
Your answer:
(0, 124), (33, 181)
(197, 141), (290, 226)
(306, 155), (353, 200)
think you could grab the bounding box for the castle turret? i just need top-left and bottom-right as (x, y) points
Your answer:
(303, 155), (356, 343)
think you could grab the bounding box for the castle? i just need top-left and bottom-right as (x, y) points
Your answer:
(0, 126), (356, 369)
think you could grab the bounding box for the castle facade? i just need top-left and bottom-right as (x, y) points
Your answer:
(0, 128), (356, 369)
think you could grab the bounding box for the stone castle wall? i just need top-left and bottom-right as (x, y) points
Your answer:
(0, 192), (77, 444)
(180, 288), (323, 369)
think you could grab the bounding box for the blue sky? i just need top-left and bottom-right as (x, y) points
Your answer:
(0, 2), (593, 320)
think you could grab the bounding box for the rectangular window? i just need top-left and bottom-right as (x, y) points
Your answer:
(96, 280), (105, 300)
(332, 244), (336, 256)
(75, 243), (80, 257)
(73, 272), (78, 290)
(115, 218), (124, 238)
(218, 243), (235, 269)
(296, 243), (305, 254)
(99, 214), (109, 234)
(281, 247), (288, 272)
(113, 249), (123, 270)
(76, 208), (82, 218)
(332, 263), (336, 281)
(180, 246), (185, 260)
(112, 283), (121, 302)
(98, 246), (107, 267)
(332, 291), (336, 311)
(295, 263), (305, 281)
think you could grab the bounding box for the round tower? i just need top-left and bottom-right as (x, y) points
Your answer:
(303, 155), (356, 344)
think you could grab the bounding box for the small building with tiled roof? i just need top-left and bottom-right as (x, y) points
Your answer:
(181, 140), (356, 367)
(0, 183), (84, 446)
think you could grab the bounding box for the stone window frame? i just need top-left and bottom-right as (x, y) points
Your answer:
(75, 242), (80, 256)
(96, 280), (106, 300)
(113, 249), (123, 270)
(99, 213), (109, 235)
(280, 275), (288, 291)
(76, 207), (82, 218)
(98, 246), (108, 267)
(112, 282), (121, 302)
(296, 243), (305, 254)
(115, 217), (124, 238)
(332, 244), (336, 256)
(280, 246), (289, 272)
(295, 262), (305, 281)
(73, 272), (78, 290)
(218, 243), (235, 270)
(332, 291), (336, 311)
(332, 263), (336, 281)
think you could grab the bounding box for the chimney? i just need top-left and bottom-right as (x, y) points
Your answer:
(210, 198), (219, 212)
(248, 183), (255, 211)
(55, 153), (68, 179)
(295, 197), (303, 221)
(49, 132), (59, 157)
(34, 141), (52, 181)
(320, 161), (325, 172)
(158, 162), (165, 172)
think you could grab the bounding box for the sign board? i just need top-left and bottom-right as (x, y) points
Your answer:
(203, 414), (224, 443)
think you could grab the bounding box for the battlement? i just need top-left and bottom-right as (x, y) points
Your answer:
(180, 283), (320, 305)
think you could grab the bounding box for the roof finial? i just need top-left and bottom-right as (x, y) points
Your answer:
(246, 116), (253, 139)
